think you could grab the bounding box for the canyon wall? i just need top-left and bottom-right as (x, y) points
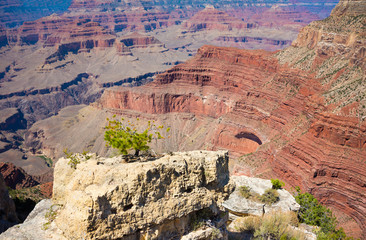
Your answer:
(95, 0), (366, 236)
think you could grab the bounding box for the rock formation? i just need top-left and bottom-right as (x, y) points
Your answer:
(183, 6), (252, 32)
(1, 151), (232, 239)
(222, 176), (300, 217)
(0, 172), (18, 233)
(94, 0), (366, 237)
(0, 162), (39, 190)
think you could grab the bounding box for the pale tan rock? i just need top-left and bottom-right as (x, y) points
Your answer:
(52, 150), (231, 240)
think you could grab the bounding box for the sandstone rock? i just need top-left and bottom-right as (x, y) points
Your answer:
(181, 226), (226, 240)
(52, 151), (231, 239)
(0, 172), (18, 233)
(222, 176), (300, 217)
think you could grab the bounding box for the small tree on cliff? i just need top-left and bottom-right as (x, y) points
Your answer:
(104, 116), (170, 156)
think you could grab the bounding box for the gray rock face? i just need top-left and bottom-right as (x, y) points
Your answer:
(222, 175), (300, 217)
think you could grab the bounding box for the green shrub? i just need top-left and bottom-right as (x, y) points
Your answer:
(271, 179), (285, 189)
(294, 187), (355, 240)
(239, 185), (252, 198)
(104, 116), (170, 156)
(259, 188), (280, 205)
(64, 149), (80, 169)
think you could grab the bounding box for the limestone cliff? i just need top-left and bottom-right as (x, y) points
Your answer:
(1, 151), (232, 239)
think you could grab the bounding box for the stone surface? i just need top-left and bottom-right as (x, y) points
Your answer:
(0, 199), (66, 240)
(52, 151), (231, 239)
(222, 176), (299, 217)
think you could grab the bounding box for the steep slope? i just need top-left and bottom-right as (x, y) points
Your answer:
(93, 0), (366, 237)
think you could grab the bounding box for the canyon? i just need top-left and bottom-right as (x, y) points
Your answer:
(1, 0), (365, 238)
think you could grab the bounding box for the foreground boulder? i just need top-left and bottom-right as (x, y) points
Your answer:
(2, 150), (231, 239)
(223, 175), (300, 217)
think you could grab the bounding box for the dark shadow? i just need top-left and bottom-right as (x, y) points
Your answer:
(235, 132), (262, 145)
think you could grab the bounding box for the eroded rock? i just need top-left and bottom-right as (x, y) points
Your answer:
(52, 150), (231, 239)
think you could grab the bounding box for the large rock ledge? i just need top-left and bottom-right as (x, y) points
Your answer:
(1, 151), (232, 240)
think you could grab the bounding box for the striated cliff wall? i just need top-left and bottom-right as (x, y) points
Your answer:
(97, 0), (366, 236)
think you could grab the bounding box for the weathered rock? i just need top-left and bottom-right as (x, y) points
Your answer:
(222, 176), (299, 217)
(52, 151), (231, 239)
(0, 162), (39, 190)
(0, 199), (66, 240)
(181, 226), (226, 240)
(0, 172), (18, 233)
(183, 6), (251, 32)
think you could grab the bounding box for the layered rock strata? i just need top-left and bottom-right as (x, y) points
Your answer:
(183, 6), (252, 32)
(97, 0), (366, 235)
(0, 162), (39, 190)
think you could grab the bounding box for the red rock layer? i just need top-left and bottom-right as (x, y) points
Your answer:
(118, 32), (164, 48)
(100, 39), (365, 237)
(0, 162), (39, 189)
(183, 7), (253, 31)
(249, 5), (320, 30)
(214, 36), (292, 51)
(99, 45), (319, 157)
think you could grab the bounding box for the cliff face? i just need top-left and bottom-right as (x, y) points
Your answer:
(183, 6), (252, 32)
(97, 0), (366, 237)
(52, 151), (231, 239)
(1, 151), (232, 240)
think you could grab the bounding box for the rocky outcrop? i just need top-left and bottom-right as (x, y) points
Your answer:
(1, 151), (231, 239)
(0, 199), (66, 240)
(52, 151), (231, 239)
(118, 32), (165, 49)
(214, 36), (292, 51)
(0, 162), (39, 190)
(183, 6), (252, 32)
(97, 2), (366, 234)
(222, 176), (300, 217)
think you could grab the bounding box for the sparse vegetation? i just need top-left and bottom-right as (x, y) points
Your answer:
(234, 216), (261, 232)
(239, 185), (252, 198)
(104, 116), (170, 156)
(239, 185), (280, 205)
(254, 211), (305, 240)
(294, 187), (355, 240)
(271, 179), (285, 189)
(259, 189), (280, 205)
(64, 149), (80, 169)
(64, 149), (92, 169)
(234, 211), (305, 239)
(42, 204), (61, 230)
(37, 155), (53, 167)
